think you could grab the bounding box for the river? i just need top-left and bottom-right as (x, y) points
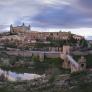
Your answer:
(0, 68), (42, 81)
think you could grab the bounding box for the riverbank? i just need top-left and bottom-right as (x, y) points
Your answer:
(0, 71), (92, 92)
(0, 51), (71, 75)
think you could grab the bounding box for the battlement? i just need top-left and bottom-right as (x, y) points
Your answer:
(10, 23), (30, 35)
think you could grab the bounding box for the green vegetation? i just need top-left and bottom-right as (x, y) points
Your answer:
(69, 83), (92, 92)
(0, 52), (71, 74)
(79, 39), (88, 47)
(0, 88), (10, 92)
(70, 71), (87, 80)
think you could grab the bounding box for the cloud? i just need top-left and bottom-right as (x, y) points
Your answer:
(0, 0), (44, 31)
(0, 0), (44, 25)
(0, 0), (92, 36)
(75, 0), (92, 12)
(36, 0), (70, 8)
(0, 0), (92, 26)
(31, 6), (92, 28)
(73, 0), (92, 16)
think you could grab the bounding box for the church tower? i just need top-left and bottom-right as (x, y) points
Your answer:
(28, 24), (31, 30)
(22, 23), (25, 26)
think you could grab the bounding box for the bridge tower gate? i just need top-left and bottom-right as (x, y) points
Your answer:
(78, 56), (86, 71)
(62, 45), (71, 69)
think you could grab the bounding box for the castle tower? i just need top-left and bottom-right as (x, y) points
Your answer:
(61, 45), (71, 69)
(39, 52), (44, 62)
(10, 24), (13, 34)
(78, 56), (86, 71)
(63, 45), (71, 54)
(62, 55), (70, 69)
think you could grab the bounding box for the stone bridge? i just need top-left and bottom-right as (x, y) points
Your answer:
(60, 46), (86, 73)
(5, 46), (86, 73)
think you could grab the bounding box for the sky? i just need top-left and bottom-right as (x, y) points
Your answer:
(0, 0), (92, 39)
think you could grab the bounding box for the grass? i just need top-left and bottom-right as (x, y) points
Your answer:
(69, 83), (92, 92)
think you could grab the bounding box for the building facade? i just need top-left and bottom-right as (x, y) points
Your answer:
(9, 23), (84, 42)
(10, 23), (30, 35)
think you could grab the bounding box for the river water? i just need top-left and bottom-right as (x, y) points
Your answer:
(0, 69), (41, 81)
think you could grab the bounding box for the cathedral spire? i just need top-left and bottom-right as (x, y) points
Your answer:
(22, 23), (25, 26)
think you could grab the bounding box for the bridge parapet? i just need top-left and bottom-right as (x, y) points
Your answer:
(67, 55), (80, 73)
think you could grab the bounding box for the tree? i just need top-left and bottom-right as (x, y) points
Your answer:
(79, 39), (88, 47)
(31, 55), (39, 62)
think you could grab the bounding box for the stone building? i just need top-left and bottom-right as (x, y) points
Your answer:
(10, 23), (30, 35)
(9, 23), (84, 42)
(2, 23), (84, 49)
(73, 34), (84, 40)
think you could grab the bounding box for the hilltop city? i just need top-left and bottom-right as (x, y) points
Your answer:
(0, 23), (92, 92)
(0, 23), (84, 50)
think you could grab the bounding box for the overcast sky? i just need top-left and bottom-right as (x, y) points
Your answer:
(0, 0), (92, 39)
